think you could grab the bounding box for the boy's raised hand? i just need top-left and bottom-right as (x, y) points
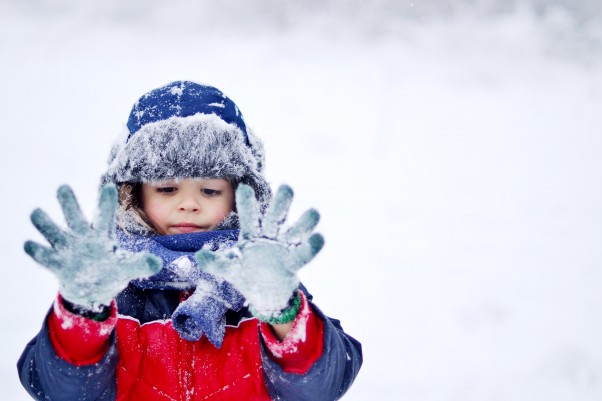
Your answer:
(24, 184), (162, 311)
(195, 184), (324, 323)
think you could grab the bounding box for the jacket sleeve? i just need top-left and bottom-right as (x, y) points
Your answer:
(17, 297), (119, 401)
(259, 289), (363, 401)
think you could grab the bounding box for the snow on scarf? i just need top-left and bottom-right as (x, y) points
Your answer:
(116, 229), (245, 348)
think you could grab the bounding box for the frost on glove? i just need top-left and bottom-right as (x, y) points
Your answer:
(24, 184), (162, 312)
(195, 184), (324, 325)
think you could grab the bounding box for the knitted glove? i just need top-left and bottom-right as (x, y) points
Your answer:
(24, 184), (162, 311)
(172, 268), (245, 347)
(196, 184), (324, 324)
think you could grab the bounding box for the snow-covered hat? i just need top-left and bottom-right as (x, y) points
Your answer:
(101, 81), (271, 231)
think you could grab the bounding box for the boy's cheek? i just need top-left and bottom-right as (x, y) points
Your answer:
(143, 204), (169, 232)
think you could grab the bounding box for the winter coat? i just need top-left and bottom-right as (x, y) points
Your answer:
(18, 284), (362, 400)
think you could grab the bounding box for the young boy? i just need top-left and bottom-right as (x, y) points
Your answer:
(18, 81), (362, 400)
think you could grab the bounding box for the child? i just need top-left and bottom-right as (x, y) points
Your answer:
(18, 81), (362, 401)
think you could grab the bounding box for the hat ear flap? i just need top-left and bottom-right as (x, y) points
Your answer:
(246, 127), (266, 173)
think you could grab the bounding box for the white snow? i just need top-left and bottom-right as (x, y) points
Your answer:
(171, 256), (196, 279)
(53, 298), (74, 330)
(2, 1), (602, 401)
(170, 85), (184, 96)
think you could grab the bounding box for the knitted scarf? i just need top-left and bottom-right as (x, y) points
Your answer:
(116, 230), (245, 348)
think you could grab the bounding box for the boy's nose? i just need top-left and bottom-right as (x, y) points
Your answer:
(178, 196), (200, 212)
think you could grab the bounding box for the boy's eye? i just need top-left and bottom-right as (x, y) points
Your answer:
(156, 187), (177, 193)
(201, 188), (221, 196)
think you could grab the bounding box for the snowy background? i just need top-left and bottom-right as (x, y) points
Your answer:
(1, 0), (602, 400)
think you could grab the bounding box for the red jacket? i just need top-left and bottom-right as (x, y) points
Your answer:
(48, 290), (325, 400)
(23, 278), (364, 401)
(20, 281), (362, 401)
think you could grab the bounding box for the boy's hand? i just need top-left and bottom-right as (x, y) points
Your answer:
(24, 184), (162, 311)
(195, 184), (324, 323)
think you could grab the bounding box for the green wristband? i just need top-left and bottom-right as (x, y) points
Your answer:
(253, 291), (302, 325)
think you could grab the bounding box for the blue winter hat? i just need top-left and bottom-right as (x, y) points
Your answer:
(101, 81), (271, 233)
(126, 81), (250, 145)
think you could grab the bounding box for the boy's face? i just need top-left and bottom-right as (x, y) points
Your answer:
(140, 178), (234, 235)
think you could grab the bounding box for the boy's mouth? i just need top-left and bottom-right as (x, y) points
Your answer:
(170, 223), (206, 234)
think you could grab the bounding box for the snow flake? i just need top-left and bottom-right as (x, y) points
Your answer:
(170, 86), (184, 96)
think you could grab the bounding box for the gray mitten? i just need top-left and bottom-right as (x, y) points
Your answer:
(195, 184), (324, 324)
(24, 184), (162, 311)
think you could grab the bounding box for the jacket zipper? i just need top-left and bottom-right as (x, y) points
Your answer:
(179, 336), (194, 401)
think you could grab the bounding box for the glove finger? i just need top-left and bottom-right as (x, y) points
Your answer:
(282, 208), (320, 244)
(94, 184), (118, 236)
(123, 253), (163, 280)
(24, 240), (62, 271)
(30, 208), (68, 248)
(196, 250), (236, 281)
(143, 254), (163, 275)
(57, 185), (89, 235)
(263, 184), (293, 239)
(288, 233), (325, 272)
(195, 249), (218, 267)
(236, 184), (260, 240)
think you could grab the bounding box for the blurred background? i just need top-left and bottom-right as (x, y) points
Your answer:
(1, 1), (601, 400)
